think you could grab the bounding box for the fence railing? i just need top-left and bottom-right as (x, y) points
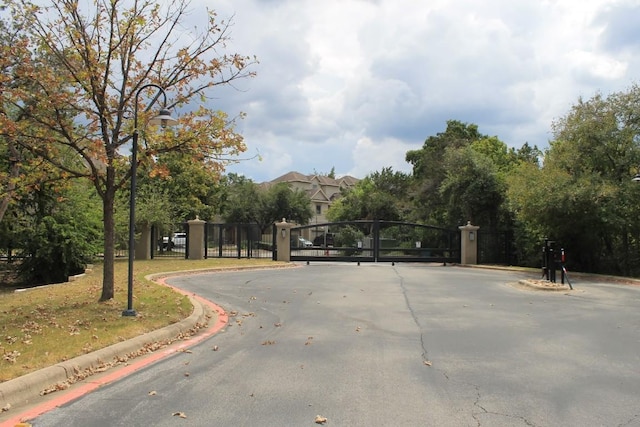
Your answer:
(205, 223), (274, 259)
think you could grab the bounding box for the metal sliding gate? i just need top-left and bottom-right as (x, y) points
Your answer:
(289, 220), (460, 264)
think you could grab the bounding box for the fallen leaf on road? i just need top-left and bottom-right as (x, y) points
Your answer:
(424, 360), (432, 366)
(148, 391), (157, 396)
(172, 412), (187, 418)
(315, 415), (328, 424)
(212, 345), (219, 351)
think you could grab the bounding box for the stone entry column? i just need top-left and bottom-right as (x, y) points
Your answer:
(276, 219), (293, 262)
(188, 217), (206, 260)
(135, 223), (152, 260)
(459, 221), (480, 265)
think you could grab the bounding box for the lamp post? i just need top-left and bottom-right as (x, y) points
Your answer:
(123, 84), (178, 317)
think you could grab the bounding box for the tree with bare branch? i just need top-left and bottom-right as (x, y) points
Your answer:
(0, 0), (256, 300)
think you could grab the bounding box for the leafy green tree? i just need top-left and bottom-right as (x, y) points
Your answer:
(406, 121), (485, 226)
(507, 85), (640, 274)
(439, 146), (506, 229)
(16, 180), (102, 284)
(139, 152), (226, 224)
(223, 179), (313, 233)
(406, 120), (517, 229)
(327, 167), (410, 223)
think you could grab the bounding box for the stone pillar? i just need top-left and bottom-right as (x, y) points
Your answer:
(276, 218), (294, 262)
(188, 217), (206, 260)
(459, 221), (480, 265)
(135, 223), (152, 260)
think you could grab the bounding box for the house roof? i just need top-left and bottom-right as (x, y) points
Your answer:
(308, 188), (332, 202)
(268, 171), (359, 187)
(338, 175), (359, 186)
(271, 171), (311, 184)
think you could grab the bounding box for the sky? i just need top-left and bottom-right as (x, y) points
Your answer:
(190, 0), (640, 182)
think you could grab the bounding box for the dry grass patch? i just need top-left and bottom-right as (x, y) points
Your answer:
(0, 258), (282, 382)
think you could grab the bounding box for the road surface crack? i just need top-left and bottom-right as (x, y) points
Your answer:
(393, 268), (431, 365)
(471, 383), (538, 427)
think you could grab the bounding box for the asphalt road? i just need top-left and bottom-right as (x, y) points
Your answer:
(29, 263), (640, 427)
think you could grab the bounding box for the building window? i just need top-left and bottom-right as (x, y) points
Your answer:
(316, 204), (322, 214)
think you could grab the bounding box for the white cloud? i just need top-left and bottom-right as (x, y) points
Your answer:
(350, 136), (418, 178)
(194, 0), (640, 182)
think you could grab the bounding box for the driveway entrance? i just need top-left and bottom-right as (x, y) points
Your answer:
(289, 220), (460, 264)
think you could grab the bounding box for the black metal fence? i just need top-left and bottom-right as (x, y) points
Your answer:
(2, 223), (510, 267)
(477, 230), (515, 265)
(205, 223), (275, 259)
(151, 224), (188, 259)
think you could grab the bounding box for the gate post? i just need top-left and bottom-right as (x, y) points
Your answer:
(276, 218), (293, 262)
(459, 221), (480, 265)
(135, 223), (152, 260)
(187, 217), (206, 260)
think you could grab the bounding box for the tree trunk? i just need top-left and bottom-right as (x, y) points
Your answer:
(0, 141), (20, 224)
(100, 172), (116, 301)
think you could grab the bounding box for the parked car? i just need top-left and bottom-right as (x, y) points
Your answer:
(313, 233), (334, 247)
(291, 236), (313, 248)
(298, 237), (313, 247)
(162, 232), (187, 250)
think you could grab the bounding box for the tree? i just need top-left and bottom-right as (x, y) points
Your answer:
(406, 120), (489, 226)
(1, 1), (256, 300)
(507, 85), (640, 274)
(0, 14), (65, 225)
(327, 167), (411, 223)
(439, 146), (506, 228)
(18, 179), (103, 284)
(223, 179), (313, 233)
(141, 152), (227, 223)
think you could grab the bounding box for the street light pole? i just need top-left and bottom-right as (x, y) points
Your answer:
(123, 84), (177, 317)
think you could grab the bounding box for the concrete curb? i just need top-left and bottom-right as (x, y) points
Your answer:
(0, 263), (296, 416)
(0, 294), (209, 412)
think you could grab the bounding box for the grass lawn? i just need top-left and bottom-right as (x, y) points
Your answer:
(0, 258), (282, 383)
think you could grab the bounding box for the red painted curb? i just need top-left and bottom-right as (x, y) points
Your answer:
(1, 279), (228, 427)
